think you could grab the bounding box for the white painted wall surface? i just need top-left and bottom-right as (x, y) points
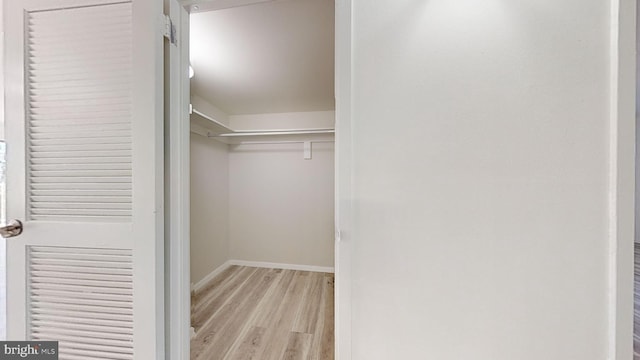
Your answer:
(228, 142), (334, 268)
(190, 133), (229, 284)
(350, 1), (610, 359)
(229, 111), (335, 130)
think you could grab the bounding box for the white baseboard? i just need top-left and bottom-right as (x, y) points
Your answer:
(192, 260), (233, 293)
(228, 259), (334, 274)
(192, 259), (334, 294)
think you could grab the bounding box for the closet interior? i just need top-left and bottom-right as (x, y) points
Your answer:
(188, 0), (335, 358)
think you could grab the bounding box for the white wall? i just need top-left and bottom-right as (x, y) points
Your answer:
(229, 110), (335, 130)
(348, 1), (611, 359)
(226, 111), (335, 268)
(190, 133), (229, 285)
(228, 141), (335, 268)
(190, 110), (335, 280)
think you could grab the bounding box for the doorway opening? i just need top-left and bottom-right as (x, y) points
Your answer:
(186, 1), (336, 358)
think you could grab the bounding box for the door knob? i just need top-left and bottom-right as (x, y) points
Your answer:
(0, 220), (23, 238)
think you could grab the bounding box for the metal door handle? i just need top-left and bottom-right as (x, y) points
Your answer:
(0, 220), (23, 238)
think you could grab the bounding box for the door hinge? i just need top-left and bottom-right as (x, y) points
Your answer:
(163, 14), (177, 45)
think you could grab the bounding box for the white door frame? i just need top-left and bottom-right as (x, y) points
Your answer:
(611, 0), (635, 359)
(168, 0), (353, 359)
(334, 0), (352, 358)
(165, 0), (191, 359)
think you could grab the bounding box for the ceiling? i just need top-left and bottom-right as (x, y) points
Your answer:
(189, 0), (335, 115)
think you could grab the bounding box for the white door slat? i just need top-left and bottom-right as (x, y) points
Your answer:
(31, 289), (132, 303)
(30, 93), (130, 104)
(29, 272), (132, 283)
(56, 348), (132, 360)
(30, 215), (131, 221)
(59, 343), (133, 357)
(29, 16), (132, 30)
(32, 311), (132, 325)
(28, 12), (132, 25)
(30, 131), (130, 140)
(31, 196), (131, 203)
(32, 305), (133, 318)
(29, 146), (131, 154)
(30, 183), (132, 190)
(30, 138), (132, 147)
(28, 50), (132, 66)
(30, 151), (132, 159)
(30, 120), (130, 129)
(31, 276), (131, 289)
(30, 84), (130, 97)
(30, 295), (132, 309)
(32, 328), (132, 342)
(28, 5), (131, 20)
(28, 57), (131, 72)
(29, 30), (132, 46)
(29, 77), (131, 90)
(29, 156), (131, 164)
(29, 264), (132, 276)
(30, 69), (130, 81)
(30, 246), (131, 255)
(31, 189), (132, 196)
(30, 252), (131, 262)
(31, 283), (132, 295)
(56, 352), (132, 360)
(30, 257), (132, 269)
(29, 68), (131, 81)
(50, 343), (132, 358)
(30, 203), (131, 210)
(30, 92), (131, 103)
(32, 319), (132, 334)
(30, 176), (131, 183)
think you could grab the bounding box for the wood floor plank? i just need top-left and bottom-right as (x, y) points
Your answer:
(253, 271), (311, 360)
(192, 266), (243, 324)
(201, 268), (280, 360)
(192, 266), (258, 331)
(307, 275), (328, 360)
(225, 326), (266, 360)
(191, 267), (267, 359)
(193, 265), (242, 306)
(318, 276), (335, 360)
(191, 266), (334, 360)
(252, 270), (296, 328)
(293, 272), (324, 334)
(193, 266), (253, 315)
(636, 243), (640, 360)
(281, 332), (313, 360)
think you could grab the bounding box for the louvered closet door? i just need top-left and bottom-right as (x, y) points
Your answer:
(4, 0), (164, 358)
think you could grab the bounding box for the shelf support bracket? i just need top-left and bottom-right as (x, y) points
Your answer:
(304, 141), (312, 160)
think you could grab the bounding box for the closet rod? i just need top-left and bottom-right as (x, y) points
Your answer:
(209, 129), (335, 137)
(230, 140), (335, 145)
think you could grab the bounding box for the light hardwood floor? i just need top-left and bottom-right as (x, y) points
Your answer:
(191, 266), (334, 360)
(635, 243), (640, 359)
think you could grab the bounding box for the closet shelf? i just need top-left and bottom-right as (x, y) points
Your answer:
(191, 108), (233, 134)
(212, 129), (334, 137)
(190, 106), (335, 144)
